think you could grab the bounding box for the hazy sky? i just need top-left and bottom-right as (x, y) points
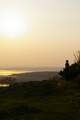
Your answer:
(0, 0), (80, 68)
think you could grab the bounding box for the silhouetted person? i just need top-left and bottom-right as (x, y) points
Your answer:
(65, 60), (69, 79)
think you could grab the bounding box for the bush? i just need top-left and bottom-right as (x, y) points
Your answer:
(59, 62), (80, 80)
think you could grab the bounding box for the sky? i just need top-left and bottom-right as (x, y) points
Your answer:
(0, 0), (80, 68)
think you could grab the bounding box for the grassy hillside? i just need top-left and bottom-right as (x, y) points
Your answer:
(0, 78), (80, 120)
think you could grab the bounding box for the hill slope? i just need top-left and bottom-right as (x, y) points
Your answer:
(0, 79), (80, 120)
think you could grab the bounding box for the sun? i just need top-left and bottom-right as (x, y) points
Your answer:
(1, 10), (28, 38)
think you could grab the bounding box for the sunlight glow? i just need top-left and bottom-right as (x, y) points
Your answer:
(1, 10), (28, 38)
(0, 84), (10, 87)
(0, 70), (14, 76)
(0, 70), (30, 76)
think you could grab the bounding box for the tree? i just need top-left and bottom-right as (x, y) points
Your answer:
(74, 51), (80, 64)
(59, 51), (80, 80)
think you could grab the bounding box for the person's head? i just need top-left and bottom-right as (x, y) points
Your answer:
(66, 60), (69, 63)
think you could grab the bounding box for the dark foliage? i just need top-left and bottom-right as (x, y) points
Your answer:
(59, 62), (80, 80)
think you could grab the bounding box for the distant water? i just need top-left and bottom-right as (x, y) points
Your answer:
(0, 67), (62, 76)
(0, 69), (60, 83)
(0, 70), (31, 76)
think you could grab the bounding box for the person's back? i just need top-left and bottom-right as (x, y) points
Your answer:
(65, 60), (69, 79)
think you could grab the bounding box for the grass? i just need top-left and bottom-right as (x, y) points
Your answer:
(0, 78), (80, 120)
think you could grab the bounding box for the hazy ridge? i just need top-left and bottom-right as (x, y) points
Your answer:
(0, 67), (61, 83)
(11, 71), (59, 82)
(0, 67), (62, 71)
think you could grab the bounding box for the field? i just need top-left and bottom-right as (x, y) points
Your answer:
(0, 77), (80, 120)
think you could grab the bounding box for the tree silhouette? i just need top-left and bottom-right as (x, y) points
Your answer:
(59, 51), (80, 80)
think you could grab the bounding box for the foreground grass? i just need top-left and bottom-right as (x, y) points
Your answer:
(0, 79), (80, 120)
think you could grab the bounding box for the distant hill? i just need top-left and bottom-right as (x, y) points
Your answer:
(0, 67), (62, 71)
(11, 71), (59, 82)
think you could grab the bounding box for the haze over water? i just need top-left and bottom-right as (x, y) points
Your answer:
(0, 70), (30, 76)
(0, 67), (61, 76)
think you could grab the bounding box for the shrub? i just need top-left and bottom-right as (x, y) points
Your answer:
(59, 51), (80, 80)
